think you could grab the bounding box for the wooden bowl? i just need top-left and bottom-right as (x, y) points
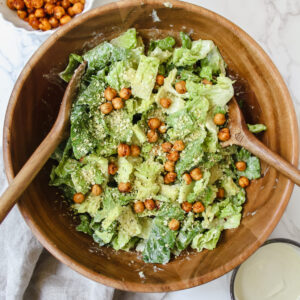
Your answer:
(3, 0), (299, 292)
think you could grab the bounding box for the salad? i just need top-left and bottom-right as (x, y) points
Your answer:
(50, 29), (266, 264)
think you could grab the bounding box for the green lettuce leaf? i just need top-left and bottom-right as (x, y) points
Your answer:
(236, 148), (261, 180)
(180, 32), (192, 49)
(110, 28), (138, 49)
(247, 124), (267, 133)
(191, 227), (222, 251)
(149, 36), (176, 52)
(59, 53), (83, 82)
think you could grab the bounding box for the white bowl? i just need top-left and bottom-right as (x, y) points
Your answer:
(0, 0), (94, 34)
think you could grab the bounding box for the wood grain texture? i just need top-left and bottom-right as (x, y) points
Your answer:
(2, 0), (299, 292)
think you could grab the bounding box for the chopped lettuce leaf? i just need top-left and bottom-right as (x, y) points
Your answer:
(247, 123), (267, 133)
(201, 46), (226, 75)
(180, 32), (192, 49)
(110, 28), (138, 49)
(60, 53), (83, 82)
(149, 36), (176, 52)
(191, 227), (222, 252)
(236, 148), (261, 180)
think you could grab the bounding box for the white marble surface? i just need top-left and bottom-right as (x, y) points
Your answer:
(0, 0), (299, 299)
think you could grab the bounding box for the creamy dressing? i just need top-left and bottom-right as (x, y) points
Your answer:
(234, 243), (300, 300)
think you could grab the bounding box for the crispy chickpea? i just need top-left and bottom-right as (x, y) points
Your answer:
(130, 145), (140, 157)
(67, 6), (74, 16)
(24, 0), (33, 8)
(161, 142), (172, 153)
(214, 113), (226, 126)
(44, 3), (54, 14)
(239, 176), (250, 188)
(169, 219), (180, 231)
(17, 10), (27, 19)
(217, 188), (225, 199)
(202, 79), (212, 85)
(61, 0), (70, 8)
(235, 161), (247, 171)
(134, 201), (145, 213)
(13, 0), (25, 10)
(156, 74), (164, 86)
(53, 5), (65, 18)
(218, 128), (230, 141)
(160, 97), (172, 108)
(173, 140), (185, 152)
(144, 199), (156, 211)
(181, 201), (192, 213)
(164, 160), (175, 172)
(119, 88), (131, 100)
(118, 143), (130, 157)
(29, 17), (40, 29)
(28, 12), (35, 21)
(100, 102), (113, 114)
(69, 0), (79, 3)
(164, 172), (177, 184)
(158, 122), (167, 134)
(104, 87), (117, 101)
(7, 0), (15, 10)
(91, 184), (102, 196)
(32, 0), (43, 8)
(73, 192), (85, 203)
(167, 151), (180, 162)
(118, 182), (131, 193)
(45, 0), (56, 3)
(190, 168), (203, 181)
(39, 17), (51, 30)
(175, 80), (187, 94)
(71, 1), (83, 14)
(147, 130), (159, 143)
(108, 162), (118, 175)
(49, 16), (59, 27)
(193, 201), (205, 213)
(112, 97), (123, 110)
(35, 8), (45, 17)
(60, 14), (71, 25)
(56, 0), (61, 4)
(183, 173), (192, 185)
(80, 0), (84, 4)
(148, 118), (161, 130)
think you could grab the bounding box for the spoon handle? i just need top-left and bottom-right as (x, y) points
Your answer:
(239, 131), (300, 186)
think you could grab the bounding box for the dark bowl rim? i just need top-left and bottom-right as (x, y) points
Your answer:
(230, 238), (300, 300)
(3, 0), (299, 293)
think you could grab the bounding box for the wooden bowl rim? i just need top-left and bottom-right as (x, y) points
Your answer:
(3, 0), (299, 292)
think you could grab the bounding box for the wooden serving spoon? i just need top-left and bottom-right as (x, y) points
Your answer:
(0, 61), (87, 224)
(223, 97), (300, 185)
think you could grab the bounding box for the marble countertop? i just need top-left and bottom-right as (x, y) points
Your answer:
(0, 0), (299, 299)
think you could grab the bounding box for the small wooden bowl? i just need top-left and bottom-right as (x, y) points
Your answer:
(3, 0), (299, 292)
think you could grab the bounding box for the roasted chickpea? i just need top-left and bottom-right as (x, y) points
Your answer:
(7, 0), (15, 10)
(175, 80), (187, 94)
(217, 188), (225, 199)
(118, 143), (130, 157)
(24, 0), (33, 8)
(193, 201), (205, 213)
(160, 97), (172, 108)
(61, 0), (70, 8)
(60, 14), (71, 25)
(147, 130), (159, 143)
(35, 7), (45, 17)
(173, 140), (185, 152)
(161, 142), (172, 153)
(67, 6), (74, 16)
(168, 219), (180, 231)
(148, 118), (161, 130)
(73, 192), (85, 204)
(134, 201), (145, 213)
(213, 113), (226, 126)
(218, 128), (230, 141)
(100, 102), (113, 114)
(49, 16), (59, 27)
(104, 87), (117, 101)
(17, 10), (27, 19)
(28, 12), (36, 21)
(91, 184), (102, 196)
(53, 5), (65, 18)
(183, 173), (192, 185)
(235, 161), (247, 171)
(108, 162), (118, 175)
(32, 0), (43, 8)
(130, 145), (140, 157)
(144, 199), (156, 211)
(190, 168), (203, 181)
(112, 97), (124, 110)
(164, 172), (177, 184)
(202, 79), (212, 85)
(164, 160), (175, 172)
(156, 74), (164, 86)
(239, 176), (250, 188)
(167, 151), (180, 162)
(45, 0), (56, 3)
(181, 201), (192, 213)
(44, 3), (54, 14)
(118, 182), (131, 193)
(13, 0), (25, 10)
(39, 17), (51, 30)
(119, 88), (131, 100)
(69, 0), (79, 3)
(29, 17), (40, 29)
(158, 122), (167, 134)
(71, 1), (83, 14)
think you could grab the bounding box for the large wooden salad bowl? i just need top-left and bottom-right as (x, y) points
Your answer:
(3, 0), (298, 292)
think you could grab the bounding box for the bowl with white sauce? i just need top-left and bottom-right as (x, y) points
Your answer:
(230, 238), (300, 300)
